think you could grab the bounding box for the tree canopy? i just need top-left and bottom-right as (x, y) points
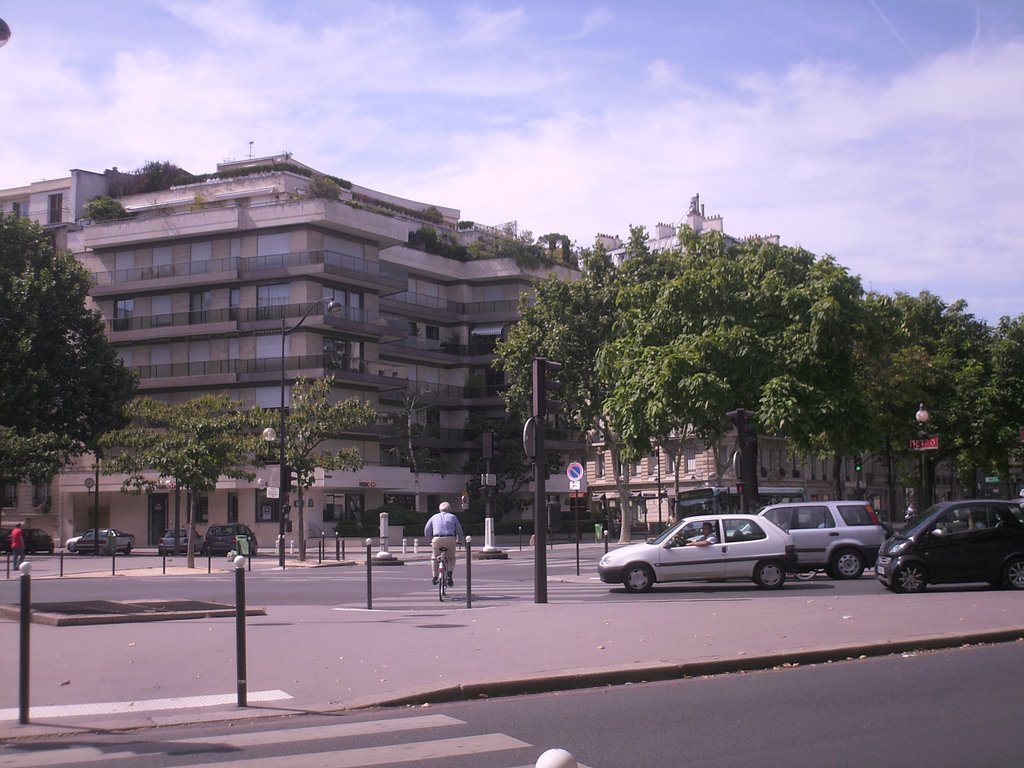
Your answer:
(0, 212), (137, 482)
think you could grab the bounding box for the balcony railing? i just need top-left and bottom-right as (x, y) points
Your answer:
(91, 249), (407, 287)
(130, 353), (396, 381)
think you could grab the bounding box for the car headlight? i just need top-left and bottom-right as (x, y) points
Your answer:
(599, 554), (611, 567)
(887, 540), (910, 556)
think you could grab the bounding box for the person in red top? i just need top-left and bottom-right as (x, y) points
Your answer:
(10, 523), (25, 569)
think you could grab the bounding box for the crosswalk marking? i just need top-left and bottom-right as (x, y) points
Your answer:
(0, 690), (292, 722)
(161, 734), (531, 768)
(1, 715), (464, 767)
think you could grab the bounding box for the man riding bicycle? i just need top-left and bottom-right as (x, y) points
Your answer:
(424, 501), (464, 586)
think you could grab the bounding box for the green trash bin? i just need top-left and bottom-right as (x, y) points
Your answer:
(235, 535), (250, 557)
(594, 523), (603, 542)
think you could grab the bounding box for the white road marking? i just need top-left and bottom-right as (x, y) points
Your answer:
(0, 689), (291, 722)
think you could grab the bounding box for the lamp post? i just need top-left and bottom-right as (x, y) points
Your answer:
(915, 403), (930, 508)
(83, 463), (99, 557)
(265, 298), (342, 568)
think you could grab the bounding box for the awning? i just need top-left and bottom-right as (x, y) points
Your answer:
(470, 323), (507, 337)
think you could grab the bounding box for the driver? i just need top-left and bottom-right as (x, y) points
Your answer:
(686, 521), (718, 547)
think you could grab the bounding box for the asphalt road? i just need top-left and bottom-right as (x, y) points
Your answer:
(3, 643), (1020, 768)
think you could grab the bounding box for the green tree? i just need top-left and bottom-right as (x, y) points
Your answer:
(306, 175), (341, 201)
(252, 377), (376, 560)
(0, 212), (136, 490)
(101, 395), (258, 568)
(496, 247), (645, 539)
(83, 196), (132, 222)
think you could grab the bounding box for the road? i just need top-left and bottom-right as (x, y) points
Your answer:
(2, 642), (1020, 767)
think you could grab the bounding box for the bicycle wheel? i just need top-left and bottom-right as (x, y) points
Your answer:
(438, 559), (447, 601)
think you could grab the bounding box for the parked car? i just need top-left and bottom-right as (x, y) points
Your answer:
(1, 527), (55, 554)
(202, 524), (257, 556)
(157, 528), (203, 556)
(598, 514), (796, 592)
(65, 528), (135, 554)
(876, 499), (1024, 592)
(758, 500), (888, 579)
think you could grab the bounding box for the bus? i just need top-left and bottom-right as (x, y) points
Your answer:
(674, 485), (807, 518)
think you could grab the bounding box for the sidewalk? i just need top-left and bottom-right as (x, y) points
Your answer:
(3, 548), (1024, 739)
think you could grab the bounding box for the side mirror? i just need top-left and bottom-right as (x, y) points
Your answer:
(931, 528), (944, 537)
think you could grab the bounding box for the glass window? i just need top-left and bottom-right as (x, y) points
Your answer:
(2, 483), (16, 507)
(151, 295), (172, 327)
(836, 503), (876, 526)
(595, 453), (605, 478)
(47, 193), (63, 224)
(793, 505), (832, 530)
(257, 283), (289, 320)
(229, 287), (240, 320)
(227, 492), (239, 523)
(189, 290), (212, 324)
(724, 518), (767, 543)
(255, 490), (279, 522)
(762, 507), (792, 531)
(33, 483), (50, 506)
(114, 298), (135, 331)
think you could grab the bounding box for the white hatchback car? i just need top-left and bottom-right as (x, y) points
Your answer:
(598, 514), (797, 593)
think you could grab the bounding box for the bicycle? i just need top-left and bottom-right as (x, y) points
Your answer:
(436, 545), (450, 601)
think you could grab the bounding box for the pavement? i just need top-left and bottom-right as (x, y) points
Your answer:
(2, 543), (1024, 741)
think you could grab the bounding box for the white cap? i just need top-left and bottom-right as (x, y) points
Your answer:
(439, 501), (451, 512)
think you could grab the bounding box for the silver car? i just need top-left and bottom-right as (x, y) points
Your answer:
(65, 528), (135, 554)
(759, 500), (888, 579)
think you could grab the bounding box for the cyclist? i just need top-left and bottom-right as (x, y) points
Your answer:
(424, 501), (464, 586)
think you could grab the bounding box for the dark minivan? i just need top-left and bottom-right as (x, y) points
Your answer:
(876, 499), (1024, 592)
(203, 524), (258, 556)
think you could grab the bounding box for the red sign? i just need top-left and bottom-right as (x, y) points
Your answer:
(909, 436), (940, 451)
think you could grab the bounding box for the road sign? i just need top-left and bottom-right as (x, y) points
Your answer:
(523, 417), (536, 459)
(569, 479), (581, 490)
(985, 476), (1001, 484)
(566, 462), (584, 481)
(909, 436), (939, 451)
(266, 487), (280, 499)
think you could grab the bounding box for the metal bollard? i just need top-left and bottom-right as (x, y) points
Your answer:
(18, 561), (32, 724)
(335, 533), (340, 561)
(536, 747), (578, 767)
(365, 539), (373, 610)
(603, 528), (609, 554)
(319, 532), (325, 564)
(413, 537), (419, 555)
(162, 551), (166, 575)
(59, 551), (64, 578)
(465, 536), (473, 609)
(402, 538), (408, 555)
(233, 556), (247, 707)
(342, 538), (346, 561)
(111, 540), (116, 576)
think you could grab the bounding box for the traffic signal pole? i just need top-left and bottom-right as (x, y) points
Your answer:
(531, 358), (562, 604)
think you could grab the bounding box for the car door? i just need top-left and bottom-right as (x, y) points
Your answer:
(657, 519), (726, 582)
(721, 517), (777, 579)
(919, 505), (1000, 582)
(785, 505), (835, 569)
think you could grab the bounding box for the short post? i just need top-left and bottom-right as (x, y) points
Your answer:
(207, 545), (212, 574)
(319, 532), (325, 564)
(536, 747), (578, 767)
(59, 551), (64, 578)
(365, 538), (373, 610)
(465, 536), (473, 609)
(162, 551), (166, 574)
(402, 538), (408, 555)
(233, 555), (247, 707)
(342, 538), (346, 561)
(111, 539), (116, 576)
(413, 537), (419, 555)
(18, 561), (32, 724)
(5, 551), (10, 579)
(603, 528), (609, 554)
(335, 533), (340, 561)
(518, 525), (523, 551)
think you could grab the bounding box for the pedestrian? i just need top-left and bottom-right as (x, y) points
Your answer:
(423, 501), (464, 586)
(904, 503), (916, 523)
(10, 522), (25, 569)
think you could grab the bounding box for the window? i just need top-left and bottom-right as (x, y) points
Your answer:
(684, 448), (698, 474)
(189, 290), (212, 324)
(12, 201), (24, 218)
(47, 193), (63, 224)
(324, 339), (363, 371)
(595, 453), (605, 478)
(152, 246), (173, 278)
(836, 503), (876, 527)
(33, 483), (50, 507)
(793, 506), (832, 530)
(1, 483), (16, 507)
(426, 324), (440, 341)
(229, 287), (240, 320)
(255, 490), (280, 522)
(724, 518), (767, 543)
(193, 493), (209, 523)
(648, 449), (659, 477)
(227, 492), (239, 523)
(257, 283), (289, 320)
(151, 295), (172, 327)
(113, 298), (135, 331)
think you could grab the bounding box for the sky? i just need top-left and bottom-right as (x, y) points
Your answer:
(1, 0), (1022, 323)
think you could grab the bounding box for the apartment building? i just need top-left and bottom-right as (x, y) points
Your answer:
(0, 156), (575, 547)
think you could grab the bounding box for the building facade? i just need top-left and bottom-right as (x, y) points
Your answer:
(1, 156), (575, 547)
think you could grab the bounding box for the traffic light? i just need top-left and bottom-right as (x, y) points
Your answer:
(281, 465), (293, 494)
(854, 457), (863, 473)
(532, 358), (563, 419)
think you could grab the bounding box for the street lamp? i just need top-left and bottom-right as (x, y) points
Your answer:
(915, 403), (930, 509)
(83, 466), (99, 556)
(266, 298), (342, 568)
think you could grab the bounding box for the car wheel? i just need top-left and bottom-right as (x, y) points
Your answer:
(753, 560), (786, 589)
(830, 549), (866, 580)
(622, 563), (655, 593)
(67, 542), (77, 553)
(124, 544), (132, 555)
(893, 563), (928, 593)
(1002, 557), (1024, 589)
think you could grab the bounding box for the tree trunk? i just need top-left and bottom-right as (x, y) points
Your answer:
(297, 487), (306, 561)
(833, 454), (844, 500)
